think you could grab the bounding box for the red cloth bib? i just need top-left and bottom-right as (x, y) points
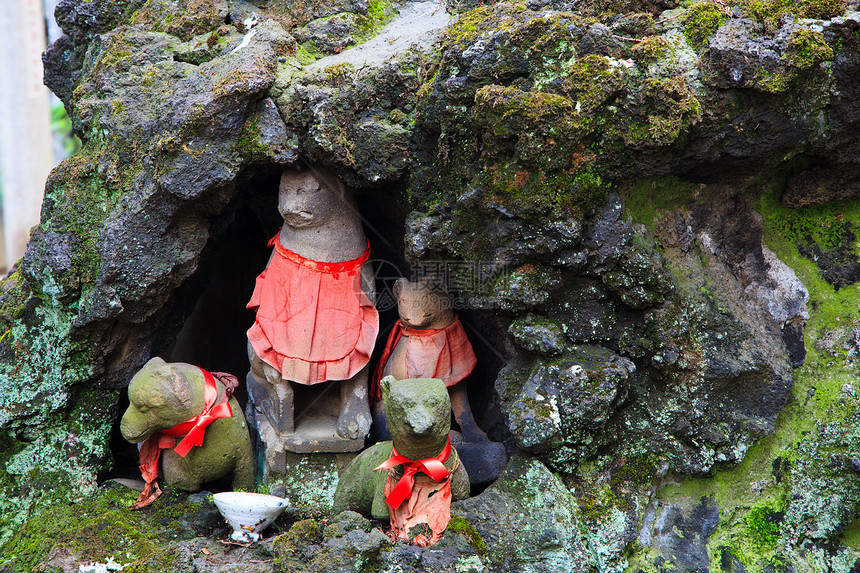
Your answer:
(376, 441), (455, 547)
(371, 317), (477, 401)
(247, 235), (379, 385)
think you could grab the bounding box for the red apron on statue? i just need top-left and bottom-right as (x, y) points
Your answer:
(371, 317), (477, 401)
(376, 440), (456, 547)
(247, 235), (379, 385)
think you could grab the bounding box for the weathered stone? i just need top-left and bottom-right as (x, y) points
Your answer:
(0, 4), (295, 542)
(54, 0), (145, 43)
(246, 167), (374, 458)
(9, 0), (860, 570)
(334, 377), (469, 531)
(782, 408), (860, 541)
(452, 453), (592, 572)
(129, 0), (229, 42)
(508, 313), (567, 356)
(639, 498), (720, 572)
(331, 441), (392, 519)
(0, 484), (279, 572)
(120, 358), (254, 498)
(296, 14), (358, 53)
(266, 451), (352, 518)
(496, 346), (634, 467)
(272, 514), (487, 573)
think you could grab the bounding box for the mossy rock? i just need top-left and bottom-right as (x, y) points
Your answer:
(0, 485), (200, 572)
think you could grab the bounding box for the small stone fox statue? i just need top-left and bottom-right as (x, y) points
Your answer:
(334, 376), (470, 546)
(120, 358), (254, 508)
(246, 166), (378, 451)
(371, 277), (487, 443)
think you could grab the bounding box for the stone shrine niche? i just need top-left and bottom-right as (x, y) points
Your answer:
(102, 160), (510, 507)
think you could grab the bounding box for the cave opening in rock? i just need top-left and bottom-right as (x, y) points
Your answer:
(103, 162), (509, 490)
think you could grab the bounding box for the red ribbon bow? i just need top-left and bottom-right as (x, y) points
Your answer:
(160, 368), (233, 457)
(374, 440), (452, 510)
(133, 368), (234, 509)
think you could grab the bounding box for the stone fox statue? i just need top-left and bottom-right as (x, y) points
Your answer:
(120, 358), (254, 509)
(371, 277), (486, 443)
(246, 167), (378, 446)
(334, 377), (470, 546)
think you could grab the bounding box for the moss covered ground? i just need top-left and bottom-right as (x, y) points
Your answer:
(1, 485), (192, 572)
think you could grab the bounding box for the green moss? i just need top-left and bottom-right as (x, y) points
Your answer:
(840, 516), (860, 548)
(744, 503), (784, 552)
(759, 193), (859, 255)
(624, 176), (697, 229)
(612, 453), (665, 489)
(296, 42), (324, 66)
(129, 0), (225, 41)
(575, 474), (627, 523)
(447, 516), (488, 556)
(624, 76), (702, 147)
(323, 62), (354, 83)
(476, 85), (575, 127)
(273, 519), (325, 565)
(683, 2), (726, 51)
(754, 68), (797, 93)
(96, 33), (135, 71)
(37, 144), (123, 290)
(353, 0), (396, 43)
(0, 141), (130, 546)
(0, 271), (29, 328)
(477, 161), (608, 220)
(563, 55), (626, 118)
(440, 2), (530, 49)
(785, 28), (834, 69)
(639, 166), (860, 570)
(631, 35), (671, 62)
(0, 485), (184, 572)
(234, 114), (268, 157)
(738, 0), (848, 29)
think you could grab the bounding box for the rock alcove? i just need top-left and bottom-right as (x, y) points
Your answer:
(101, 160), (510, 487)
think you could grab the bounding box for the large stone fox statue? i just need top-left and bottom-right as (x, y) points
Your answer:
(246, 166), (378, 453)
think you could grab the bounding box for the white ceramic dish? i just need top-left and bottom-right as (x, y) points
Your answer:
(212, 492), (289, 542)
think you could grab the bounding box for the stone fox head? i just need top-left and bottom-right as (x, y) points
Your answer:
(393, 278), (454, 330)
(120, 357), (206, 444)
(381, 376), (450, 459)
(278, 167), (354, 229)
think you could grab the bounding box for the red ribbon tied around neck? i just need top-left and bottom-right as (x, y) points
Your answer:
(375, 440), (452, 510)
(160, 368), (233, 457)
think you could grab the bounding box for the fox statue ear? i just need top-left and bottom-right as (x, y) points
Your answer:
(380, 375), (397, 407)
(310, 165), (348, 199)
(393, 278), (406, 299)
(143, 356), (168, 368)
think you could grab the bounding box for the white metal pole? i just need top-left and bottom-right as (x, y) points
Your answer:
(0, 0), (54, 271)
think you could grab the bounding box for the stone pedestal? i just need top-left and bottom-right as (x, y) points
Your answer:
(247, 373), (366, 457)
(245, 375), (362, 515)
(265, 451), (357, 517)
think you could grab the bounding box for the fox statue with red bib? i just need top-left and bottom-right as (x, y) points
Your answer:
(246, 167), (378, 455)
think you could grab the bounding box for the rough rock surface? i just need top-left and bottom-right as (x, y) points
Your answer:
(3, 0), (860, 571)
(452, 453), (592, 572)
